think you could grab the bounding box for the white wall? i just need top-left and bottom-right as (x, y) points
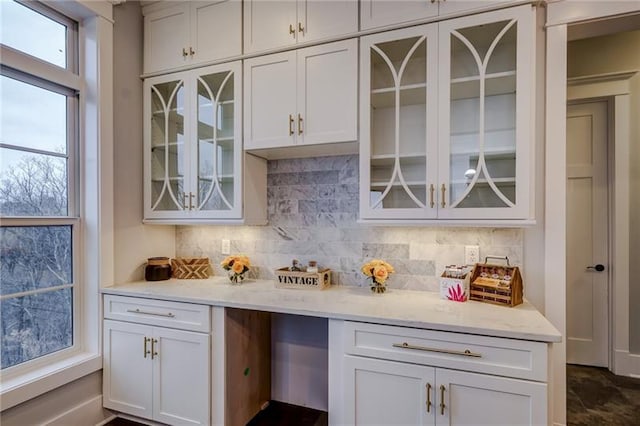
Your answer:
(0, 372), (110, 426)
(567, 29), (640, 354)
(113, 0), (175, 283)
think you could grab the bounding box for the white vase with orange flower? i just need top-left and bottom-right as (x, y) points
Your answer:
(221, 255), (250, 284)
(361, 259), (395, 293)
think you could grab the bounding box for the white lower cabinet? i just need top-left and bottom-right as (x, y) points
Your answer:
(103, 304), (211, 425)
(333, 320), (548, 426)
(344, 356), (546, 425)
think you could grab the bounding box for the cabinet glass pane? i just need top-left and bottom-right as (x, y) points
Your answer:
(369, 36), (429, 210)
(196, 71), (235, 211)
(448, 19), (517, 209)
(150, 80), (186, 211)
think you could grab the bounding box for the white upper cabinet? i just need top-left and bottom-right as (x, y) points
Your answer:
(144, 1), (241, 75)
(361, 0), (519, 31)
(244, 39), (357, 152)
(244, 0), (358, 54)
(438, 5), (533, 219)
(360, 25), (439, 220)
(144, 62), (244, 221)
(360, 5), (534, 221)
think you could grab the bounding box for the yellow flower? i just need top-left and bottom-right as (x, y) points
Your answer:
(373, 265), (389, 283)
(221, 254), (251, 271)
(361, 259), (394, 281)
(232, 261), (245, 274)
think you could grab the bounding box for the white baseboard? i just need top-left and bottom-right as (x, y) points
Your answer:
(614, 349), (640, 377)
(44, 395), (113, 426)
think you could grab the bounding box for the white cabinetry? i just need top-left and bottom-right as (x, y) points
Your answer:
(332, 320), (548, 426)
(144, 61), (266, 223)
(361, 0), (518, 30)
(103, 296), (211, 425)
(344, 356), (547, 425)
(244, 0), (358, 54)
(144, 1), (241, 75)
(360, 5), (534, 221)
(244, 39), (357, 152)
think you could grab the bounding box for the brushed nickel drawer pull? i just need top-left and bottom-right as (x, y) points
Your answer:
(127, 308), (176, 318)
(392, 342), (482, 358)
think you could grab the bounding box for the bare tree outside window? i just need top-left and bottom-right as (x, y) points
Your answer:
(1, 0), (78, 371)
(0, 156), (73, 369)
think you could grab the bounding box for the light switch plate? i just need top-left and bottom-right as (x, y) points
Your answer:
(221, 239), (231, 255)
(465, 245), (480, 265)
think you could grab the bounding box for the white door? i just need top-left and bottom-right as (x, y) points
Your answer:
(190, 0), (241, 65)
(153, 328), (210, 425)
(243, 0), (297, 54)
(244, 51), (297, 150)
(360, 0), (438, 31)
(343, 355), (435, 425)
(300, 0), (358, 43)
(144, 4), (190, 74)
(438, 0), (517, 17)
(435, 368), (547, 426)
(297, 39), (357, 146)
(103, 320), (154, 419)
(566, 101), (609, 367)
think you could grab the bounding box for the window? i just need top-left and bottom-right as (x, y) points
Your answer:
(0, 0), (79, 371)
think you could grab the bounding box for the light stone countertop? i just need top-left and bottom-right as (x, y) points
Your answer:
(102, 278), (562, 343)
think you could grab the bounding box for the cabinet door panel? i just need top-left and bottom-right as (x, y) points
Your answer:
(244, 52), (297, 149)
(344, 355), (434, 425)
(144, 4), (190, 74)
(192, 63), (242, 219)
(439, 0), (518, 17)
(103, 320), (153, 419)
(191, 0), (241, 65)
(144, 74), (190, 219)
(436, 369), (547, 426)
(153, 328), (210, 425)
(360, 25), (439, 220)
(437, 6), (533, 219)
(298, 39), (357, 146)
(300, 0), (358, 42)
(244, 0), (297, 54)
(361, 0), (438, 30)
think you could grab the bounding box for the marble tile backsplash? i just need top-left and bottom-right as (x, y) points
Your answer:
(176, 154), (523, 291)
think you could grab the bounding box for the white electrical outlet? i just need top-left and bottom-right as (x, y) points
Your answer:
(465, 245), (480, 265)
(221, 239), (231, 255)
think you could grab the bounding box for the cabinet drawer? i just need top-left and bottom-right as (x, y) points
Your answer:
(342, 321), (547, 381)
(104, 295), (210, 333)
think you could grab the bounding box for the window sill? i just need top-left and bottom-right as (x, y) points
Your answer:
(0, 352), (102, 410)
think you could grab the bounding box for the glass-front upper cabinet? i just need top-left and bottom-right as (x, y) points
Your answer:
(360, 24), (439, 220)
(360, 5), (534, 222)
(438, 5), (533, 219)
(144, 61), (242, 221)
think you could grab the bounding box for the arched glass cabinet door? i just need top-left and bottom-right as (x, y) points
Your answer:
(438, 5), (533, 219)
(148, 78), (188, 213)
(195, 71), (235, 212)
(360, 24), (439, 220)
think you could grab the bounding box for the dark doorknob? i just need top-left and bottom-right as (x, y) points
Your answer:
(587, 264), (605, 272)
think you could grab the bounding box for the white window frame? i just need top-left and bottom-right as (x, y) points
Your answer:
(0, 0), (114, 409)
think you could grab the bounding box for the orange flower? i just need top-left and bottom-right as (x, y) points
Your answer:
(232, 261), (245, 274)
(373, 265), (389, 283)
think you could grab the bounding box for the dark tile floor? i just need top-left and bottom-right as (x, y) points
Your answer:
(567, 364), (640, 425)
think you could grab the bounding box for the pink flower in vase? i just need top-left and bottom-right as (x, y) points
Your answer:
(447, 283), (467, 302)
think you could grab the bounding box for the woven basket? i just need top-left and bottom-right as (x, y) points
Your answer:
(171, 257), (211, 279)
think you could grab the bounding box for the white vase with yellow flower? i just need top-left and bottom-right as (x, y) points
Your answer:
(361, 259), (395, 293)
(221, 255), (250, 284)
